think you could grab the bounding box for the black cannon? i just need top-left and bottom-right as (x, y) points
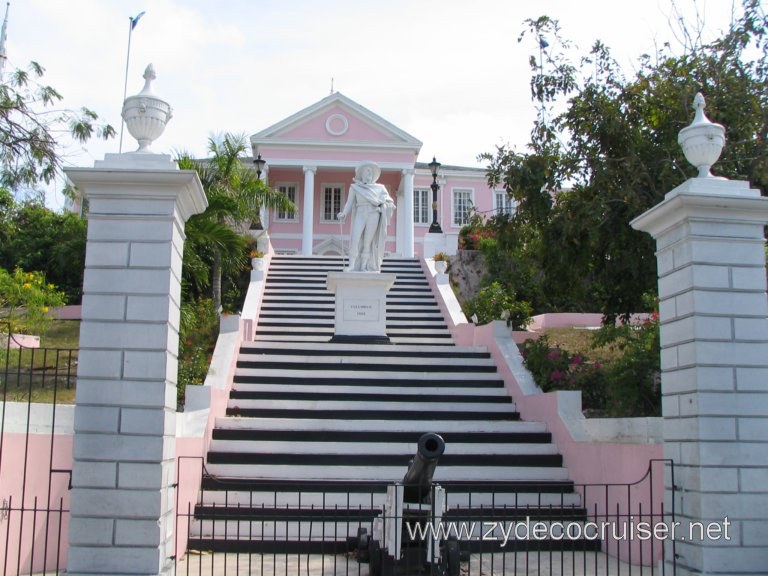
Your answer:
(403, 432), (445, 504)
(357, 433), (459, 576)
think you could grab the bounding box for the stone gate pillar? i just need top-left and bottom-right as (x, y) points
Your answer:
(64, 66), (207, 576)
(632, 94), (768, 574)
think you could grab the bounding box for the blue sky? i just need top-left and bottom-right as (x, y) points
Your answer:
(6, 0), (740, 208)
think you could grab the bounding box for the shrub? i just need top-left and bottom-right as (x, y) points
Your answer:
(519, 335), (608, 411)
(519, 308), (660, 417)
(177, 298), (219, 409)
(458, 210), (497, 251)
(0, 267), (66, 334)
(463, 281), (533, 330)
(591, 312), (660, 417)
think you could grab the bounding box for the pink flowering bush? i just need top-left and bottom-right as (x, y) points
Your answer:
(458, 210), (496, 251)
(520, 335), (608, 412)
(519, 306), (660, 417)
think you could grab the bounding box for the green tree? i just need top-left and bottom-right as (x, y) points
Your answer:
(0, 194), (86, 302)
(0, 267), (66, 334)
(177, 133), (294, 313)
(483, 1), (767, 321)
(0, 61), (115, 190)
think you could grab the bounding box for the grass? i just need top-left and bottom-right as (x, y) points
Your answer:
(1, 320), (80, 404)
(40, 320), (81, 348)
(538, 327), (625, 365)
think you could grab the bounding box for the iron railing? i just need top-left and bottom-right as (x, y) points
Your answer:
(175, 459), (676, 576)
(0, 323), (76, 576)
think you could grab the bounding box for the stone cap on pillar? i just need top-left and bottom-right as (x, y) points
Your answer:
(64, 167), (208, 222)
(631, 191), (768, 238)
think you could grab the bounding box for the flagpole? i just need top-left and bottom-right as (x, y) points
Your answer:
(118, 17), (133, 153)
(0, 3), (10, 83)
(119, 12), (145, 153)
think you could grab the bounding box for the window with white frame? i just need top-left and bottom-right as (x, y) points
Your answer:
(414, 188), (431, 225)
(322, 184), (344, 222)
(494, 190), (517, 216)
(275, 183), (298, 221)
(452, 188), (474, 227)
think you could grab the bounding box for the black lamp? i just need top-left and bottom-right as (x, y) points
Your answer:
(251, 153), (266, 230)
(428, 156), (442, 233)
(253, 153), (266, 179)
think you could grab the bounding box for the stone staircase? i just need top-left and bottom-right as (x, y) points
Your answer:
(187, 256), (595, 555)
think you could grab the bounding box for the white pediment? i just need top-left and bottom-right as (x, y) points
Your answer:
(251, 92), (422, 152)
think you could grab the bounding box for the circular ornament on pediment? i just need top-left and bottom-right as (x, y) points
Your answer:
(325, 113), (349, 136)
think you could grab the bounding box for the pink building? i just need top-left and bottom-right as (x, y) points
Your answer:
(250, 92), (514, 257)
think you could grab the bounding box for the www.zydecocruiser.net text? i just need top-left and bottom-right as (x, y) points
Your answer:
(405, 517), (731, 548)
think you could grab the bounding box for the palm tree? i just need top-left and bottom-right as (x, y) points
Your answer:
(178, 133), (294, 313)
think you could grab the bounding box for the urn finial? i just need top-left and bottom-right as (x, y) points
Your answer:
(121, 63), (173, 153)
(677, 92), (726, 178)
(139, 63), (156, 95)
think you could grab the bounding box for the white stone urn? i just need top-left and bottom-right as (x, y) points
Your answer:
(121, 64), (173, 153)
(251, 257), (266, 271)
(434, 260), (448, 274)
(677, 93), (725, 178)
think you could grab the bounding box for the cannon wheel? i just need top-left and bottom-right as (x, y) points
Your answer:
(369, 539), (382, 576)
(440, 539), (460, 576)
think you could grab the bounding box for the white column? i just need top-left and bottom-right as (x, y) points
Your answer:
(64, 154), (207, 576)
(402, 168), (415, 258)
(302, 166), (316, 256)
(633, 180), (768, 575)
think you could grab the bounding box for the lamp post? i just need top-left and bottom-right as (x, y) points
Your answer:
(428, 156), (442, 233)
(251, 153), (267, 230)
(253, 153), (266, 179)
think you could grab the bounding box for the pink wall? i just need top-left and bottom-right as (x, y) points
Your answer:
(479, 324), (664, 566)
(529, 312), (605, 331)
(173, 316), (244, 561)
(50, 306), (82, 321)
(266, 166), (496, 254)
(0, 431), (72, 574)
(268, 167), (401, 254)
(421, 263), (666, 566)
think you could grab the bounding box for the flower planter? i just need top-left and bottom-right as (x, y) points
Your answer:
(252, 258), (266, 271)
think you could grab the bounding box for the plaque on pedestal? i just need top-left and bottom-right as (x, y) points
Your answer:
(326, 272), (396, 344)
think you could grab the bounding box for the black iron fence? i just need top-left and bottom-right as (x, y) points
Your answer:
(0, 323), (678, 576)
(0, 323), (75, 576)
(175, 459), (676, 576)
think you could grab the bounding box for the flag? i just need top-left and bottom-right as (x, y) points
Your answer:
(539, 37), (549, 49)
(130, 11), (146, 30)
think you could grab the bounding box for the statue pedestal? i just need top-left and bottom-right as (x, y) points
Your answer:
(326, 272), (396, 343)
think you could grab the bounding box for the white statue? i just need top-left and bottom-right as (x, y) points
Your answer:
(338, 161), (396, 272)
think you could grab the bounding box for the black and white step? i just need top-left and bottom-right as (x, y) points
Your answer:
(188, 256), (590, 555)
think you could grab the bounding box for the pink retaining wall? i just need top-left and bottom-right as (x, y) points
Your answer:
(528, 312), (604, 331)
(484, 324), (664, 565)
(0, 428), (72, 574)
(173, 315), (247, 560)
(422, 262), (665, 565)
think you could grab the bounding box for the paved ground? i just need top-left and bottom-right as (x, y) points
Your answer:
(174, 550), (666, 575)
